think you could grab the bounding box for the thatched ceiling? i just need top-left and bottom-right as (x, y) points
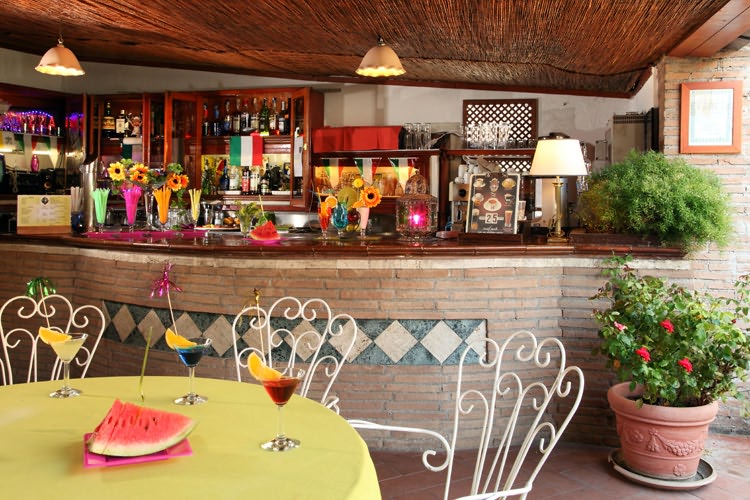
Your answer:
(1, 0), (749, 97)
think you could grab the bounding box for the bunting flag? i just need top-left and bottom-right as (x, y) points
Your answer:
(353, 158), (379, 184)
(320, 157), (345, 190)
(389, 157), (416, 191)
(229, 135), (264, 167)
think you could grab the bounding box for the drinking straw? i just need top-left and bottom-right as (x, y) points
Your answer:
(153, 185), (172, 224)
(188, 188), (201, 222)
(139, 327), (152, 403)
(91, 188), (110, 224)
(122, 185), (142, 225)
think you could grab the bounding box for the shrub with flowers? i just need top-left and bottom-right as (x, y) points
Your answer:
(591, 255), (750, 408)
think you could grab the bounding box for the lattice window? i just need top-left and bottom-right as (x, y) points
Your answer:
(463, 99), (538, 144)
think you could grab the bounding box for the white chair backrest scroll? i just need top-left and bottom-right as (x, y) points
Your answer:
(350, 330), (585, 500)
(232, 296), (358, 413)
(0, 294), (106, 385)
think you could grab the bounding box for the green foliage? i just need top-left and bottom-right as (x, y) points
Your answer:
(577, 150), (732, 249)
(591, 255), (750, 407)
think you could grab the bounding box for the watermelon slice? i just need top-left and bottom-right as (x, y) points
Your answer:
(87, 399), (197, 457)
(250, 220), (280, 241)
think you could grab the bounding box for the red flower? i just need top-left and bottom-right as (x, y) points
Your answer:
(635, 347), (651, 362)
(660, 319), (674, 333)
(678, 358), (693, 373)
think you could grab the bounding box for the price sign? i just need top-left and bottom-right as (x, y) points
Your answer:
(466, 173), (520, 234)
(16, 195), (71, 235)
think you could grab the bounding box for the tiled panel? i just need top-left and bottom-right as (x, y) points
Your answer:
(104, 301), (486, 365)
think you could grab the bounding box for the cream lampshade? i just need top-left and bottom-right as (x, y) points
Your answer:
(529, 135), (587, 243)
(356, 36), (405, 77)
(35, 36), (85, 76)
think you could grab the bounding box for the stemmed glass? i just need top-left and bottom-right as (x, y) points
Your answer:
(317, 203), (331, 239)
(48, 333), (88, 398)
(331, 202), (349, 238)
(91, 188), (109, 232)
(174, 338), (212, 405)
(122, 185), (142, 231)
(260, 368), (304, 452)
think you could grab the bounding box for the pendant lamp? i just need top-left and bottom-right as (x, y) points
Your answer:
(35, 36), (85, 76)
(356, 36), (405, 77)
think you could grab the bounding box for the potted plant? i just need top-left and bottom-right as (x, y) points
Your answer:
(577, 150), (732, 250)
(591, 255), (750, 481)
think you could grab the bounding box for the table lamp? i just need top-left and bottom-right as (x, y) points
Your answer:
(529, 134), (587, 243)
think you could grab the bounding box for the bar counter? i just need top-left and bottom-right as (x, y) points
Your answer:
(0, 230), (694, 452)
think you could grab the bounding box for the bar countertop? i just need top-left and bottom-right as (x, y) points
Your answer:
(0, 229), (686, 259)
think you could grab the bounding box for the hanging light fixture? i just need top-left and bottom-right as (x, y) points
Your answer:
(35, 35), (85, 76)
(356, 35), (405, 77)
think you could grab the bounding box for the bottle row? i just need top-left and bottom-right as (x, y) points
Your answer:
(98, 101), (142, 139)
(213, 163), (290, 196)
(203, 97), (291, 138)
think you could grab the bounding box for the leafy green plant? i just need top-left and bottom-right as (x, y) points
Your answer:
(577, 150), (732, 249)
(591, 255), (750, 408)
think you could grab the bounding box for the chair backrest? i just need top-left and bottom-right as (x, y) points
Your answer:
(0, 294), (106, 385)
(350, 330), (584, 500)
(446, 330), (584, 499)
(232, 296), (358, 413)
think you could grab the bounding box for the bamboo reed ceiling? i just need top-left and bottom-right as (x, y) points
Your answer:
(1, 0), (748, 97)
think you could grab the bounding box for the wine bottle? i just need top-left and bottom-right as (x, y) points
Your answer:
(259, 98), (270, 136)
(232, 98), (241, 135)
(115, 109), (128, 138)
(223, 100), (232, 135)
(277, 100), (288, 135)
(202, 103), (210, 136)
(219, 166), (230, 191)
(102, 101), (115, 139)
(269, 97), (278, 135)
(250, 97), (260, 132)
(212, 104), (222, 136)
(259, 165), (271, 195)
(240, 99), (250, 135)
(241, 166), (250, 195)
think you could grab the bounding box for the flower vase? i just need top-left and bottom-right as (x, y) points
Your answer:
(122, 185), (142, 231)
(142, 187), (156, 230)
(357, 207), (370, 238)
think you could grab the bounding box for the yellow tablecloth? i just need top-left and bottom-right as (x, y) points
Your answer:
(0, 376), (381, 499)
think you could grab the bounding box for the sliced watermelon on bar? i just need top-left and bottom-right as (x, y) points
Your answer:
(87, 399), (197, 457)
(250, 220), (280, 241)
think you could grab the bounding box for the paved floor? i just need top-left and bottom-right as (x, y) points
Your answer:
(371, 433), (749, 499)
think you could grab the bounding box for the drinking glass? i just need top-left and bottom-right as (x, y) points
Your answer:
(48, 333), (88, 398)
(153, 185), (172, 231)
(122, 185), (142, 231)
(260, 368), (304, 452)
(317, 204), (331, 239)
(331, 202), (349, 238)
(174, 338), (212, 405)
(91, 188), (109, 233)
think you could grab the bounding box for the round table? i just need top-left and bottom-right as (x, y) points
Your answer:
(0, 376), (381, 499)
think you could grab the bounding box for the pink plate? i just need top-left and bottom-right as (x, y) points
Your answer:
(83, 433), (192, 468)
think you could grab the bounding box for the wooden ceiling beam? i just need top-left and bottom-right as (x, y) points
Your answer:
(670, 0), (750, 56)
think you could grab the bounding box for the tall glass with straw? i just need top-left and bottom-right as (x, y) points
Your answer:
(153, 185), (172, 230)
(188, 188), (201, 226)
(91, 188), (109, 233)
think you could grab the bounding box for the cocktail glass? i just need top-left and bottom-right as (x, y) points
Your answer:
(331, 202), (349, 238)
(317, 205), (330, 239)
(174, 337), (212, 405)
(91, 188), (109, 233)
(48, 333), (88, 398)
(122, 185), (142, 231)
(260, 369), (304, 452)
(153, 185), (172, 231)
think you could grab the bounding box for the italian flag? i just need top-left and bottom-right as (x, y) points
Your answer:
(389, 157), (416, 190)
(353, 158), (379, 184)
(229, 135), (264, 167)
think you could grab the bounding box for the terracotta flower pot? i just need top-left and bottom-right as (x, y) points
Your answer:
(607, 382), (718, 480)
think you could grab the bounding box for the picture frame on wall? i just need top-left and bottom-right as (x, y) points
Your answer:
(680, 81), (742, 154)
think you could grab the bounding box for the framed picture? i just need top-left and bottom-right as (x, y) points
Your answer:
(680, 81), (742, 153)
(466, 172), (520, 234)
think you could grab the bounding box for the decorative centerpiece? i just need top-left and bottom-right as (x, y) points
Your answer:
(396, 173), (437, 240)
(327, 174), (382, 238)
(591, 255), (750, 484)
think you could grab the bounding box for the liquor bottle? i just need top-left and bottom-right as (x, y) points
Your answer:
(240, 99), (250, 135)
(269, 97), (278, 135)
(250, 97), (260, 132)
(259, 165), (271, 195)
(259, 98), (270, 136)
(115, 109), (128, 138)
(212, 104), (222, 136)
(241, 166), (250, 195)
(102, 101), (115, 139)
(202, 103), (210, 136)
(219, 166), (230, 191)
(223, 100), (232, 135)
(277, 100), (288, 135)
(249, 167), (260, 194)
(232, 98), (241, 135)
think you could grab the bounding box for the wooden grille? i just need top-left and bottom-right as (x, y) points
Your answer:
(462, 99), (538, 144)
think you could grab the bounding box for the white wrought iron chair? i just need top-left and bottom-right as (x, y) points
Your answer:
(0, 294), (106, 385)
(232, 296), (358, 414)
(350, 330), (584, 500)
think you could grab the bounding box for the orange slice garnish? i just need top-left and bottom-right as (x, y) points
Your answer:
(165, 328), (197, 350)
(247, 352), (282, 381)
(38, 326), (71, 344)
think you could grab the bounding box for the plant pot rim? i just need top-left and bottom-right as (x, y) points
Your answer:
(607, 382), (718, 423)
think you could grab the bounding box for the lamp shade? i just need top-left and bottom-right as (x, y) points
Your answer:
(356, 37), (405, 77)
(35, 38), (85, 76)
(529, 138), (586, 177)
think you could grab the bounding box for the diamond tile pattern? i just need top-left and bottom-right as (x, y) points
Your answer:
(104, 301), (486, 365)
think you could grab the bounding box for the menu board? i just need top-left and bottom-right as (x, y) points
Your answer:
(466, 173), (520, 234)
(16, 195), (71, 235)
